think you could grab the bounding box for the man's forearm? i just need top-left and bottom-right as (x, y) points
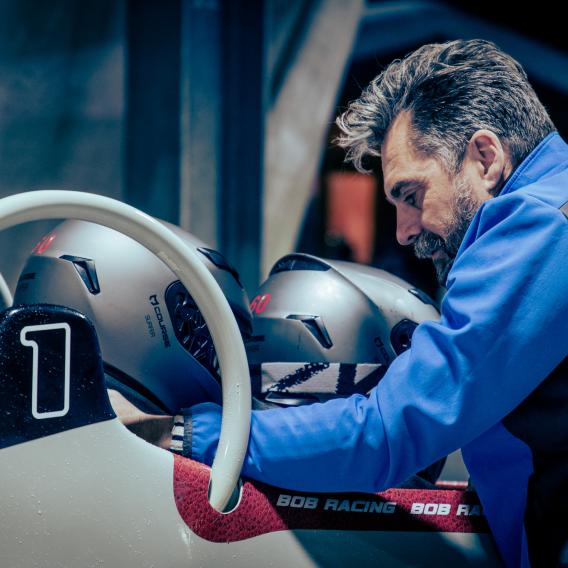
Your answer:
(108, 389), (175, 449)
(127, 414), (175, 448)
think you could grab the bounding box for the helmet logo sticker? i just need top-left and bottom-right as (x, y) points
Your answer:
(250, 293), (271, 315)
(148, 295), (171, 348)
(262, 362), (385, 398)
(144, 314), (156, 338)
(32, 233), (56, 255)
(373, 336), (391, 365)
(267, 362), (329, 392)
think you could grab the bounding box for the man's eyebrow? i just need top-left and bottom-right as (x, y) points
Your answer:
(386, 178), (428, 202)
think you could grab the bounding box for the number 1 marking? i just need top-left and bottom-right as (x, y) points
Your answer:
(20, 323), (71, 420)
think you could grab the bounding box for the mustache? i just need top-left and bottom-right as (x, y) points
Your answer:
(410, 174), (482, 285)
(413, 230), (455, 286)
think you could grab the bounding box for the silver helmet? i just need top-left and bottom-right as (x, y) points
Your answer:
(247, 253), (440, 406)
(13, 220), (252, 414)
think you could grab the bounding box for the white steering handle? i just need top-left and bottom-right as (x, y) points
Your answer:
(0, 272), (13, 310)
(0, 190), (251, 512)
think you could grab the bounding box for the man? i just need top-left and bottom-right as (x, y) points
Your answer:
(114, 39), (568, 567)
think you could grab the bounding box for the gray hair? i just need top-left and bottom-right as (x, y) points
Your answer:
(336, 39), (556, 175)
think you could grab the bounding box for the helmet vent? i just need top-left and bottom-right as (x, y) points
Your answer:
(59, 255), (100, 295)
(287, 314), (333, 349)
(165, 281), (219, 378)
(270, 254), (331, 275)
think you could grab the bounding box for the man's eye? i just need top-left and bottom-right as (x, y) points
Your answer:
(404, 192), (417, 206)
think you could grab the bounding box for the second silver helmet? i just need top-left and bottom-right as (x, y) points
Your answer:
(247, 253), (440, 406)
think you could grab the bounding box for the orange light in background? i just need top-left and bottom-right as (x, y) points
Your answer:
(327, 172), (376, 264)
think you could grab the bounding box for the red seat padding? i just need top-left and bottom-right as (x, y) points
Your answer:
(173, 455), (489, 543)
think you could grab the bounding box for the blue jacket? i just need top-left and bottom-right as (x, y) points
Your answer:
(188, 131), (568, 567)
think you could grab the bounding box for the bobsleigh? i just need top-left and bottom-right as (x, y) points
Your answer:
(0, 191), (502, 567)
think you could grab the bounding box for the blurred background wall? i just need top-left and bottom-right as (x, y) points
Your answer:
(0, 0), (566, 295)
(0, 0), (125, 288)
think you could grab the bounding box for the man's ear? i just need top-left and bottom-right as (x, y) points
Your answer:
(466, 130), (512, 196)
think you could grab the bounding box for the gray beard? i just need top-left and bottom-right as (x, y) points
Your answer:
(413, 176), (483, 286)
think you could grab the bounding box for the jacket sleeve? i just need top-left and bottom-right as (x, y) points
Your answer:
(189, 194), (568, 493)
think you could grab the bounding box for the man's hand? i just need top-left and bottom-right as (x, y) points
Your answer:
(108, 389), (175, 450)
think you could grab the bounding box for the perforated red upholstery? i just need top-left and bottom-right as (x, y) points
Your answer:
(173, 454), (488, 543)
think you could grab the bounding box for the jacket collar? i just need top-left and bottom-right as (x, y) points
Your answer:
(449, 131), (565, 284)
(499, 131), (567, 196)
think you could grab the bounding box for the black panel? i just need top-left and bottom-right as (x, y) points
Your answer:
(0, 304), (115, 450)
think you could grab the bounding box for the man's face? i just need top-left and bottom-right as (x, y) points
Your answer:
(381, 112), (490, 285)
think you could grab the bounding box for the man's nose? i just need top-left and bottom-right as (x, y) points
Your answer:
(396, 208), (421, 246)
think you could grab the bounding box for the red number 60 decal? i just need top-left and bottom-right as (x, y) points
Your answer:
(250, 293), (271, 314)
